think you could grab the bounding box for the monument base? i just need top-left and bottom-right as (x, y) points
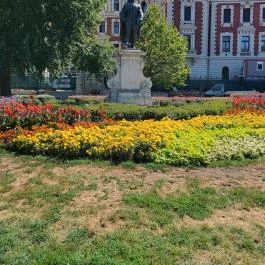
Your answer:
(107, 49), (152, 106)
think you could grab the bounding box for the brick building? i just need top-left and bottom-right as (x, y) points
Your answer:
(98, 0), (167, 47)
(166, 0), (265, 80)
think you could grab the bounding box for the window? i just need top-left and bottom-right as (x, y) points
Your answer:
(241, 36), (250, 52)
(184, 6), (191, 22)
(113, 22), (120, 34)
(263, 8), (265, 22)
(222, 36), (231, 53)
(243, 8), (251, 23)
(113, 0), (119, 11)
(261, 35), (265, 52)
(99, 22), (105, 33)
(184, 35), (191, 50)
(257, 62), (264, 71)
(223, 9), (231, 23)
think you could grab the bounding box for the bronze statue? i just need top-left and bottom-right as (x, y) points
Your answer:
(120, 0), (143, 49)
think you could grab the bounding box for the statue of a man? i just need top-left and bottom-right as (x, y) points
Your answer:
(120, 0), (143, 49)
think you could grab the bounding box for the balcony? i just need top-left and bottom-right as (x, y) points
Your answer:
(179, 22), (196, 35)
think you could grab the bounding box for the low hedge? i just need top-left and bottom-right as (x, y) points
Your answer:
(90, 99), (231, 121)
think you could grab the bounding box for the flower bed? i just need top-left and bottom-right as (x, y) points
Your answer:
(1, 96), (265, 166)
(232, 95), (265, 110)
(2, 111), (265, 166)
(0, 97), (231, 131)
(0, 97), (92, 130)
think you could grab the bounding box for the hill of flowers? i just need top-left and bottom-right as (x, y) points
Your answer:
(1, 95), (265, 166)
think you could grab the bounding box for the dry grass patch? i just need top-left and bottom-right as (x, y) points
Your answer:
(1, 152), (265, 264)
(179, 207), (265, 230)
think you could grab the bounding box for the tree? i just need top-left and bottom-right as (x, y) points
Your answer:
(73, 37), (116, 79)
(137, 5), (190, 89)
(0, 0), (114, 96)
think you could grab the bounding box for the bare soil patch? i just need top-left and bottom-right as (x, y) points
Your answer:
(179, 206), (265, 230)
(1, 155), (265, 235)
(49, 161), (265, 234)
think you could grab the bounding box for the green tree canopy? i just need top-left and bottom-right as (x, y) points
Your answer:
(73, 37), (116, 79)
(0, 0), (115, 96)
(137, 4), (190, 89)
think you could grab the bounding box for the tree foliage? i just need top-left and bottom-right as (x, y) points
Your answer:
(137, 5), (190, 89)
(73, 37), (116, 79)
(0, 0), (115, 96)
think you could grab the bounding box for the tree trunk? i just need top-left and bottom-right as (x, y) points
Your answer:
(0, 66), (11, 97)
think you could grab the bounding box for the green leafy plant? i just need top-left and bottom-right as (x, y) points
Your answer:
(137, 5), (189, 88)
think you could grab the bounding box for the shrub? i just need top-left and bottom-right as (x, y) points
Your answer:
(89, 99), (231, 121)
(152, 96), (204, 106)
(67, 95), (107, 105)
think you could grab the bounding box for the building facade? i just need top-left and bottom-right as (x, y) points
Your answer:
(98, 0), (167, 47)
(168, 0), (265, 80)
(99, 0), (265, 82)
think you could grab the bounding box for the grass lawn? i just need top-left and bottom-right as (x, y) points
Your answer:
(1, 150), (265, 264)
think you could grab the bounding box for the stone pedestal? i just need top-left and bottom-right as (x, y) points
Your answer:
(107, 49), (152, 106)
